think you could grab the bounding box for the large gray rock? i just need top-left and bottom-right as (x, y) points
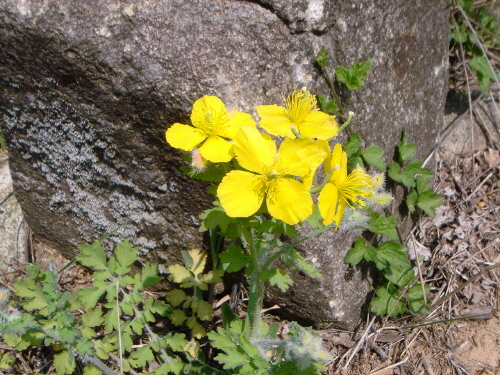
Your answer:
(0, 0), (449, 329)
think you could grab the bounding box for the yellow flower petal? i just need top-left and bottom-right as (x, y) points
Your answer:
(217, 170), (267, 217)
(224, 112), (256, 138)
(299, 114), (338, 140)
(165, 123), (207, 151)
(277, 138), (327, 178)
(257, 104), (295, 138)
(318, 182), (344, 227)
(198, 135), (234, 163)
(267, 178), (313, 225)
(233, 127), (276, 174)
(190, 96), (227, 132)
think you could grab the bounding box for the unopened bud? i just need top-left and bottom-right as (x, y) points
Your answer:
(372, 194), (393, 206)
(191, 148), (207, 172)
(371, 173), (385, 191)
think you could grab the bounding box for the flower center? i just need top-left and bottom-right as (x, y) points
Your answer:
(285, 89), (318, 125)
(198, 108), (227, 136)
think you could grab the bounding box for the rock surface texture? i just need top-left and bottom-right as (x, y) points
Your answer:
(0, 0), (449, 329)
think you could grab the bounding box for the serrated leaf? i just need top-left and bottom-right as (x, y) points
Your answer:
(407, 283), (430, 314)
(343, 133), (361, 159)
(168, 264), (193, 284)
(83, 364), (102, 375)
(4, 333), (30, 351)
(221, 303), (238, 329)
(219, 244), (249, 273)
(187, 249), (207, 276)
(315, 46), (329, 67)
(397, 133), (416, 163)
(362, 145), (386, 171)
(192, 300), (214, 321)
(53, 350), (75, 375)
(14, 279), (48, 311)
(78, 283), (109, 310)
(345, 238), (376, 265)
(371, 283), (406, 317)
(82, 307), (104, 328)
(417, 190), (442, 218)
(383, 264), (414, 288)
(336, 60), (372, 90)
(170, 309), (187, 326)
(214, 351), (249, 370)
(164, 332), (188, 352)
(129, 345), (154, 368)
(369, 213), (398, 239)
(316, 94), (339, 114)
(374, 241), (409, 271)
(77, 241), (110, 275)
(280, 249), (322, 279)
(305, 205), (325, 230)
(114, 240), (138, 276)
(387, 162), (416, 187)
(200, 269), (224, 285)
(406, 189), (418, 213)
(199, 206), (231, 233)
(262, 269), (293, 292)
(166, 289), (187, 307)
(138, 263), (161, 288)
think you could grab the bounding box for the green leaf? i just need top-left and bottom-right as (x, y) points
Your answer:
(185, 360), (228, 375)
(343, 133), (361, 160)
(315, 46), (329, 67)
(406, 189), (418, 213)
(199, 206), (232, 233)
(280, 249), (322, 280)
(336, 60), (372, 90)
(166, 289), (187, 307)
(362, 145), (386, 171)
(369, 213), (398, 239)
(469, 56), (500, 92)
(192, 300), (214, 321)
(14, 278), (48, 311)
(374, 241), (409, 271)
(416, 190), (442, 218)
(221, 303), (238, 329)
(407, 283), (430, 314)
(78, 282), (110, 310)
(164, 332), (188, 352)
(115, 240), (138, 276)
(371, 283), (406, 317)
(214, 351), (249, 370)
(387, 162), (416, 187)
(316, 94), (339, 114)
(82, 307), (104, 328)
(305, 205), (325, 230)
(397, 132), (416, 163)
(53, 350), (75, 375)
(77, 241), (111, 276)
(200, 270), (224, 285)
(219, 244), (249, 273)
(180, 161), (228, 183)
(383, 264), (414, 288)
(345, 238), (376, 265)
(170, 309), (187, 326)
(4, 333), (30, 351)
(129, 345), (154, 368)
(261, 269), (293, 292)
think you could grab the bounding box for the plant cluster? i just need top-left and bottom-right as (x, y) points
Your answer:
(0, 46), (442, 374)
(450, 0), (500, 93)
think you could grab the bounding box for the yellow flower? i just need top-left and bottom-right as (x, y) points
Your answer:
(318, 144), (373, 228)
(165, 96), (255, 162)
(217, 127), (327, 225)
(257, 88), (338, 140)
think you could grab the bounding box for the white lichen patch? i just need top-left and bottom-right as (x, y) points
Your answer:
(3, 100), (164, 250)
(305, 0), (324, 24)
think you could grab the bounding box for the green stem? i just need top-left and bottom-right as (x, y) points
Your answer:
(310, 167), (337, 194)
(321, 66), (343, 117)
(241, 228), (265, 341)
